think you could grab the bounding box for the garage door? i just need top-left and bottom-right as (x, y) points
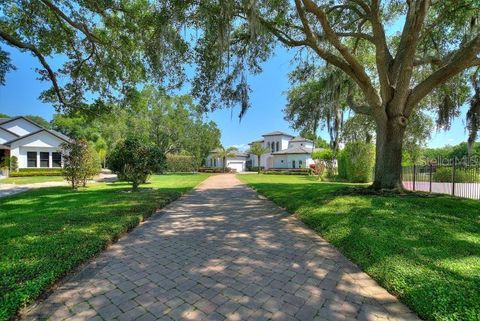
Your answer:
(228, 161), (244, 172)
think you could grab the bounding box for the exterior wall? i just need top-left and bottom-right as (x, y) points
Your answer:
(0, 118), (40, 136)
(263, 135), (292, 153)
(272, 154), (314, 169)
(10, 131), (64, 168)
(205, 155), (247, 172)
(0, 130), (17, 144)
(288, 141), (314, 149)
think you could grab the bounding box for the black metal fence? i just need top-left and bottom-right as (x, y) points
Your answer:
(402, 157), (480, 200)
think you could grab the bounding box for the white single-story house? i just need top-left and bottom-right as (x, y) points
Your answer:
(247, 131), (316, 169)
(0, 116), (70, 169)
(205, 149), (249, 172)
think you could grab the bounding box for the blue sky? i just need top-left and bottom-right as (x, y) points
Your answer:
(0, 45), (471, 150)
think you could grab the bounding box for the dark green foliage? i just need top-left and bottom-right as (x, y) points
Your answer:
(263, 169), (311, 175)
(61, 139), (100, 189)
(433, 167), (480, 183)
(344, 142), (375, 183)
(108, 136), (166, 190)
(0, 174), (209, 320)
(239, 174), (480, 321)
(9, 168), (62, 177)
(337, 151), (348, 179)
(198, 167), (233, 173)
(166, 154), (197, 173)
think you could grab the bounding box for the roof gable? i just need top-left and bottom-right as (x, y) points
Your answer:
(262, 131), (294, 137)
(0, 116), (43, 136)
(5, 129), (69, 147)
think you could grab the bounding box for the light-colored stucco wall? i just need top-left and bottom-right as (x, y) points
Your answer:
(288, 141), (314, 149)
(10, 131), (64, 168)
(272, 154), (314, 169)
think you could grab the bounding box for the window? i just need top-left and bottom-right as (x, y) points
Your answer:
(299, 160), (303, 168)
(40, 152), (49, 168)
(276, 142), (279, 151)
(27, 152), (37, 168)
(271, 142), (274, 153)
(292, 160), (296, 169)
(52, 152), (62, 168)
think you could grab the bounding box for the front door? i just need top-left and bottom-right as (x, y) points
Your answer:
(292, 160), (296, 169)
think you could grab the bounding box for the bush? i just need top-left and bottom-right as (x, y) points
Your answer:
(337, 151), (348, 179)
(166, 154), (197, 172)
(433, 167), (480, 183)
(9, 168), (63, 177)
(198, 167), (232, 173)
(247, 166), (264, 172)
(62, 139), (101, 189)
(108, 136), (166, 190)
(344, 141), (375, 183)
(262, 168), (311, 175)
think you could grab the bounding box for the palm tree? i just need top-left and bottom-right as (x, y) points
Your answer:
(248, 142), (269, 174)
(214, 146), (238, 173)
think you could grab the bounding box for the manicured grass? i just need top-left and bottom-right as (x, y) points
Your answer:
(239, 174), (480, 321)
(0, 174), (209, 320)
(0, 176), (65, 185)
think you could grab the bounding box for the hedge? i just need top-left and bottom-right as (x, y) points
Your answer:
(337, 151), (348, 179)
(262, 168), (312, 175)
(343, 141), (375, 183)
(166, 154), (197, 173)
(198, 167), (233, 173)
(433, 167), (480, 183)
(9, 168), (64, 177)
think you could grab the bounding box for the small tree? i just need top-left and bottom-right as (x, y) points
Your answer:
(214, 146), (238, 173)
(312, 149), (336, 179)
(248, 142), (269, 173)
(344, 142), (376, 183)
(62, 139), (100, 189)
(108, 136), (166, 191)
(9, 156), (18, 172)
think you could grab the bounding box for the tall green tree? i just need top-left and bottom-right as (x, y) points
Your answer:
(0, 0), (188, 112)
(191, 0), (480, 190)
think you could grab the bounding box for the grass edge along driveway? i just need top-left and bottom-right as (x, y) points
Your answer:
(238, 174), (480, 321)
(0, 173), (209, 321)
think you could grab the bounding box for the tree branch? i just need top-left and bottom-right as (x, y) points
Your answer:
(406, 35), (480, 116)
(39, 0), (100, 43)
(0, 29), (69, 106)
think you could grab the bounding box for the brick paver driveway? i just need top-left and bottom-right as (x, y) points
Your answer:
(22, 174), (419, 321)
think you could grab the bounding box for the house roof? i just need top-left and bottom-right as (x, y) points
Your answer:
(290, 136), (313, 142)
(3, 128), (71, 146)
(248, 139), (264, 145)
(0, 118), (10, 123)
(262, 131), (294, 137)
(0, 116), (43, 128)
(0, 126), (20, 137)
(272, 146), (313, 155)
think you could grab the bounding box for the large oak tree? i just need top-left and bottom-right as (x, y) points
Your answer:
(191, 0), (480, 190)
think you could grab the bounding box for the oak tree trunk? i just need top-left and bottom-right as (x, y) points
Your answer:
(372, 115), (407, 191)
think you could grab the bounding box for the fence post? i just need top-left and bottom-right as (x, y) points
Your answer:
(429, 163), (433, 193)
(452, 159), (456, 196)
(413, 164), (416, 191)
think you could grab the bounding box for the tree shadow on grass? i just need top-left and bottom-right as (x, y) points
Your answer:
(247, 180), (480, 320)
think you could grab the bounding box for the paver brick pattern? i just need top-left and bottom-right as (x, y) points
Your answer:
(21, 174), (420, 321)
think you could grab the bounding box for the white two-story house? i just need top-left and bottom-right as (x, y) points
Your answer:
(0, 116), (70, 170)
(247, 131), (315, 169)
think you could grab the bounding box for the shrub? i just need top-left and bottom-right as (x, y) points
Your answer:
(344, 141), (375, 183)
(433, 167), (480, 183)
(9, 168), (63, 177)
(108, 136), (166, 191)
(198, 167), (232, 173)
(312, 148), (336, 178)
(166, 154), (197, 172)
(337, 151), (348, 179)
(247, 166), (265, 172)
(262, 168), (311, 175)
(62, 139), (101, 189)
(9, 156), (18, 172)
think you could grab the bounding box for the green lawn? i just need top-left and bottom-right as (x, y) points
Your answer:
(239, 174), (480, 321)
(0, 173), (209, 320)
(0, 176), (65, 185)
